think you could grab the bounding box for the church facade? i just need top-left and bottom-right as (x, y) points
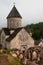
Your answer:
(1, 5), (34, 50)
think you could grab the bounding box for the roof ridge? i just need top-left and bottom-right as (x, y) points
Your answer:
(6, 28), (23, 41)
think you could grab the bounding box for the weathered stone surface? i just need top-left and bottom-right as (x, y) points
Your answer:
(10, 28), (34, 49)
(7, 18), (22, 28)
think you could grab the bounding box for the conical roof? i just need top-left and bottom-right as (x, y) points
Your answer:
(7, 5), (22, 19)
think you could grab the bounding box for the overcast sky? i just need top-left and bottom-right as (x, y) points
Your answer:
(0, 0), (43, 29)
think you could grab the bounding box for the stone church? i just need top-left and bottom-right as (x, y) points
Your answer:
(1, 5), (34, 50)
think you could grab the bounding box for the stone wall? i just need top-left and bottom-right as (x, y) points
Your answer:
(10, 28), (34, 50)
(7, 18), (22, 29)
(1, 30), (6, 48)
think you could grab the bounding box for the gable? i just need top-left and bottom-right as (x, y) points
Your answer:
(6, 28), (34, 43)
(11, 28), (34, 42)
(10, 28), (34, 49)
(18, 28), (30, 41)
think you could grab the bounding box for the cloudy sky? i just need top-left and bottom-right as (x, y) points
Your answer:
(0, 0), (43, 29)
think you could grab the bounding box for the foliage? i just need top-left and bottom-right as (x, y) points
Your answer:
(25, 22), (43, 40)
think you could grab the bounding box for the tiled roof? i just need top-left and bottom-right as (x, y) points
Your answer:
(2, 27), (30, 42)
(6, 27), (23, 42)
(2, 28), (10, 35)
(2, 28), (15, 35)
(7, 5), (22, 18)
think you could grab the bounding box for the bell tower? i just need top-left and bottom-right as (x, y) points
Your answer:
(7, 5), (22, 29)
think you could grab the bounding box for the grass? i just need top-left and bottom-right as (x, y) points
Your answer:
(8, 54), (24, 65)
(0, 53), (24, 65)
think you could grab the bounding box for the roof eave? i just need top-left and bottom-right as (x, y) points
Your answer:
(6, 16), (22, 19)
